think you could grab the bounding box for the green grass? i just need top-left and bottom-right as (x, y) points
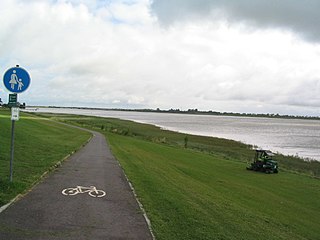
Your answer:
(109, 134), (320, 240)
(0, 109), (91, 205)
(45, 113), (320, 177)
(41, 113), (320, 240)
(1, 110), (319, 239)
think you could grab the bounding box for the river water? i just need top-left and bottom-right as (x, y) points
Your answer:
(27, 108), (320, 161)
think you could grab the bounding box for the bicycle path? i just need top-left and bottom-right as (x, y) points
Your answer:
(0, 129), (153, 240)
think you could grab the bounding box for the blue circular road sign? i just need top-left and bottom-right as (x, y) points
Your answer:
(3, 66), (31, 93)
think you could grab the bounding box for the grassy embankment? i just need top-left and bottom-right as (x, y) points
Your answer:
(0, 109), (91, 206)
(39, 113), (320, 240)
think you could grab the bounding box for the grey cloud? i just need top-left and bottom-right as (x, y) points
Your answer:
(151, 0), (320, 42)
(283, 78), (320, 107)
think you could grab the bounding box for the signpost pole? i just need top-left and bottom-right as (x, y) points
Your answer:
(9, 119), (15, 182)
(9, 104), (19, 182)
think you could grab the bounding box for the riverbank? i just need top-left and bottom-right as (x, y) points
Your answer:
(34, 106), (320, 120)
(35, 112), (320, 240)
(58, 113), (320, 177)
(25, 107), (320, 161)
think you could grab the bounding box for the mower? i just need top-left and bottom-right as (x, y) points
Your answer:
(247, 150), (278, 173)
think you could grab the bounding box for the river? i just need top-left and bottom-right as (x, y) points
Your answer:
(26, 108), (320, 161)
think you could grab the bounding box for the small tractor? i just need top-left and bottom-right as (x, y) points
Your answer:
(247, 150), (278, 174)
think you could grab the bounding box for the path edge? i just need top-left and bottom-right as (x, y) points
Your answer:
(118, 162), (156, 240)
(0, 132), (93, 213)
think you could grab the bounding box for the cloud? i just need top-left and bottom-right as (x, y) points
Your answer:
(151, 0), (320, 42)
(0, 0), (156, 105)
(1, 0), (320, 116)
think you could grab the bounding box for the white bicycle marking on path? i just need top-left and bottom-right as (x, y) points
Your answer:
(62, 186), (106, 198)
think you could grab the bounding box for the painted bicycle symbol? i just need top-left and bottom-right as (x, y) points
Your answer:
(62, 186), (106, 198)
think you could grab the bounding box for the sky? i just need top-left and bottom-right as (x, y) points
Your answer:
(1, 0), (320, 116)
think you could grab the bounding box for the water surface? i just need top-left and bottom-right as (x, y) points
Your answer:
(27, 108), (320, 160)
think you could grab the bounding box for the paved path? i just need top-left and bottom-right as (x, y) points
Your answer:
(0, 130), (153, 240)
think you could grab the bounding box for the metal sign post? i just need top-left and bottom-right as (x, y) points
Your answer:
(9, 120), (15, 182)
(3, 65), (31, 182)
(10, 107), (20, 181)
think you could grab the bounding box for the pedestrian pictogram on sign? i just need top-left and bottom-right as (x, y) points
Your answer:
(3, 66), (31, 93)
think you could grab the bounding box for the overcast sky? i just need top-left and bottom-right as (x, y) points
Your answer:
(1, 0), (320, 116)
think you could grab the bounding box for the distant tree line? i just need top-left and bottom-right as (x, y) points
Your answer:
(47, 106), (320, 120)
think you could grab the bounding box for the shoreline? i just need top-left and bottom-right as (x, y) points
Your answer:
(28, 105), (320, 121)
(24, 107), (320, 161)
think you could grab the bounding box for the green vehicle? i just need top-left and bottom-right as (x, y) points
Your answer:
(247, 150), (278, 174)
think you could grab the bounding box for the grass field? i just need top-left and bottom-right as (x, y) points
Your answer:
(0, 109), (91, 205)
(42, 113), (320, 240)
(109, 135), (319, 240)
